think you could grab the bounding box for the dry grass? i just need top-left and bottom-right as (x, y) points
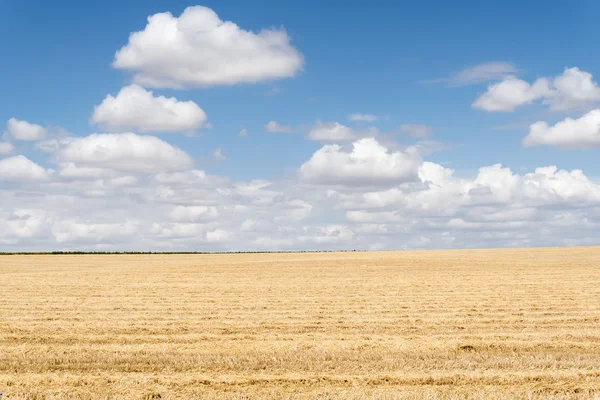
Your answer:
(1, 247), (600, 399)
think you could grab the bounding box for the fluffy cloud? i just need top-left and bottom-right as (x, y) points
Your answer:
(418, 161), (454, 185)
(524, 109), (600, 148)
(0, 209), (49, 244)
(4, 118), (47, 141)
(0, 154), (599, 251)
(0, 141), (15, 156)
(52, 220), (138, 244)
(238, 128), (248, 137)
(0, 117), (599, 251)
(52, 133), (193, 173)
(91, 84), (207, 132)
(0, 155), (49, 182)
(113, 6), (303, 88)
(348, 113), (378, 122)
(548, 68), (600, 110)
(472, 76), (550, 112)
(307, 121), (356, 141)
(170, 205), (219, 222)
(473, 67), (600, 112)
(299, 138), (421, 186)
(265, 121), (293, 133)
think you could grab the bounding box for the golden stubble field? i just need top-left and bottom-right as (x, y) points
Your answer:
(1, 247), (600, 399)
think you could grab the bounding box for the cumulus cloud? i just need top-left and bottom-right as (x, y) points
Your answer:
(335, 162), (600, 248)
(422, 62), (518, 86)
(56, 163), (114, 180)
(91, 84), (207, 132)
(113, 6), (303, 88)
(153, 169), (225, 187)
(473, 67), (600, 112)
(4, 118), (47, 141)
(524, 109), (600, 149)
(547, 68), (600, 110)
(307, 121), (356, 141)
(238, 128), (248, 137)
(0, 153), (599, 251)
(0, 116), (599, 251)
(472, 76), (550, 112)
(0, 155), (49, 182)
(0, 141), (15, 156)
(418, 161), (454, 185)
(52, 220), (138, 244)
(348, 113), (378, 122)
(52, 133), (194, 173)
(299, 137), (421, 186)
(0, 209), (49, 244)
(265, 121), (293, 133)
(170, 205), (219, 222)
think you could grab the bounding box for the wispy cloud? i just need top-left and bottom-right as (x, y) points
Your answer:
(348, 113), (378, 122)
(265, 121), (293, 133)
(266, 87), (281, 96)
(398, 124), (433, 138)
(213, 148), (227, 161)
(420, 62), (519, 86)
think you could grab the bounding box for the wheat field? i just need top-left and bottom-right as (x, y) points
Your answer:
(1, 247), (600, 399)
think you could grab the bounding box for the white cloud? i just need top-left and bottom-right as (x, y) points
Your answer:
(113, 6), (303, 88)
(299, 137), (421, 186)
(151, 222), (217, 239)
(473, 67), (600, 112)
(280, 199), (313, 221)
(153, 169), (225, 186)
(1, 117), (599, 251)
(91, 84), (207, 132)
(265, 121), (293, 133)
(52, 220), (138, 244)
(4, 118), (47, 141)
(546, 67), (600, 110)
(170, 205), (219, 222)
(299, 225), (354, 244)
(472, 76), (550, 112)
(398, 124), (433, 138)
(57, 163), (113, 180)
(213, 148), (227, 161)
(0, 155), (49, 182)
(0, 209), (49, 244)
(348, 113), (378, 122)
(524, 109), (600, 149)
(240, 219), (257, 232)
(307, 121), (356, 141)
(423, 62), (518, 86)
(206, 229), (230, 243)
(53, 133), (193, 173)
(0, 141), (15, 156)
(418, 161), (454, 185)
(238, 128), (248, 137)
(0, 154), (599, 251)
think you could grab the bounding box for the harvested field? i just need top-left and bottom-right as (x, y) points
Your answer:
(1, 247), (600, 399)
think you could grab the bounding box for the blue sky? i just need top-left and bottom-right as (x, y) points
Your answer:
(1, 1), (599, 250)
